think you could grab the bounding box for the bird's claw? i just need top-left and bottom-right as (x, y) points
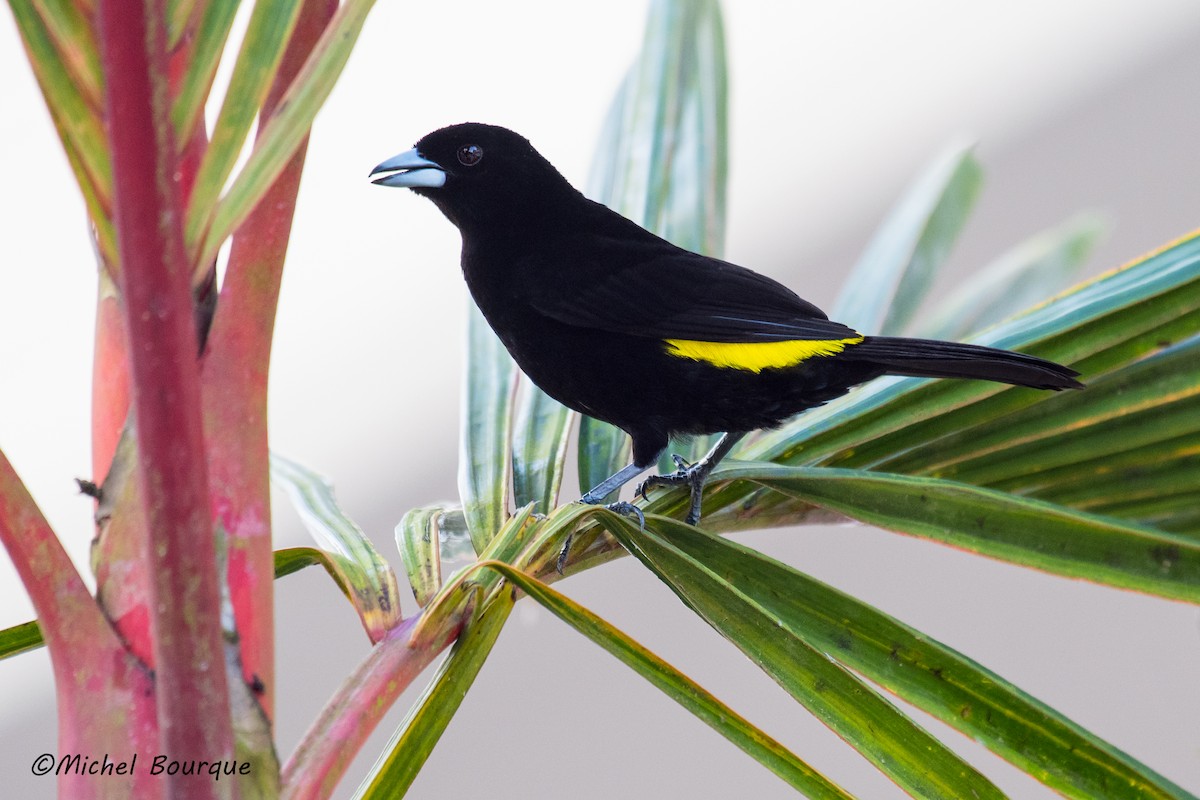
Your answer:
(635, 457), (713, 525)
(605, 500), (645, 529)
(559, 500), (646, 574)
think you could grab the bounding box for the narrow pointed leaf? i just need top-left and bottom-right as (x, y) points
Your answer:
(0, 620), (43, 660)
(724, 462), (1200, 602)
(475, 560), (853, 799)
(395, 506), (447, 608)
(920, 213), (1104, 340)
(271, 453), (401, 640)
(645, 517), (1190, 800)
(170, 0), (242, 143)
(511, 382), (573, 514)
(185, 0), (304, 263)
(885, 336), (1200, 487)
(9, 0), (112, 211)
(831, 143), (982, 335)
(599, 511), (1005, 799)
(742, 228), (1200, 487)
(460, 301), (517, 551)
(199, 0), (378, 271)
(31, 0), (103, 111)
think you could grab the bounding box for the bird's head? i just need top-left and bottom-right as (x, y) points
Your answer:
(370, 123), (576, 232)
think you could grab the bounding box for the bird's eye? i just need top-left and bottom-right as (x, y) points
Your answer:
(457, 144), (483, 166)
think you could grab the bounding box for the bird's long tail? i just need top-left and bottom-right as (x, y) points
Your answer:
(845, 336), (1083, 390)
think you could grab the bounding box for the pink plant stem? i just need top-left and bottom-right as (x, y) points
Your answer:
(0, 450), (163, 799)
(96, 0), (232, 793)
(280, 615), (462, 800)
(206, 0), (338, 721)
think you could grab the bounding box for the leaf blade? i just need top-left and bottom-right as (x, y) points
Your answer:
(644, 516), (1191, 800)
(477, 559), (853, 800)
(599, 511), (1006, 799)
(831, 143), (983, 335)
(723, 462), (1200, 602)
(270, 452), (402, 640)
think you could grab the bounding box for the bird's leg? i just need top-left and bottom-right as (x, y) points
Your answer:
(560, 461), (651, 573)
(637, 431), (748, 525)
(580, 461), (648, 505)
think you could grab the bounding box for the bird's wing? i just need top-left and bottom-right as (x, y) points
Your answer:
(524, 243), (861, 344)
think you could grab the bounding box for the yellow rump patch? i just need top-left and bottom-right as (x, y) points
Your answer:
(663, 335), (864, 373)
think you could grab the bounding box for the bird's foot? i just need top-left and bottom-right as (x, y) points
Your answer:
(560, 499), (646, 574)
(637, 455), (713, 525)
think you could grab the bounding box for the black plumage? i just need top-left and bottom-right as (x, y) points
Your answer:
(372, 123), (1082, 525)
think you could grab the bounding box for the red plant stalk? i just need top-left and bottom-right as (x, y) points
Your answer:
(89, 2), (214, 669)
(0, 451), (162, 799)
(205, 0), (338, 721)
(96, 0), (233, 792)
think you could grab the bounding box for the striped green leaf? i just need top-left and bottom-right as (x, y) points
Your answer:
(471, 558), (852, 799)
(185, 0), (304, 263)
(721, 462), (1200, 603)
(598, 510), (1005, 799)
(459, 302), (517, 552)
(199, 0), (378, 272)
(170, 0), (243, 144)
(644, 515), (1190, 800)
(271, 453), (401, 640)
(395, 506), (447, 608)
(831, 143), (982, 336)
(511, 383), (573, 515)
(920, 212), (1104, 341)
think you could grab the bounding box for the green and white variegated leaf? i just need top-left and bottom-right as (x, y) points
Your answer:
(459, 301), (518, 552)
(831, 142), (982, 336)
(920, 212), (1105, 340)
(270, 453), (401, 640)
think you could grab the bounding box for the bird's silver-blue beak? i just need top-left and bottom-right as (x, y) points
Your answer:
(369, 149), (446, 188)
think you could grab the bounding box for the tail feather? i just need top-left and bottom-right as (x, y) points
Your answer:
(846, 336), (1083, 391)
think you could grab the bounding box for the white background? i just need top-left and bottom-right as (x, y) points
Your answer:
(3, 1), (1200, 797)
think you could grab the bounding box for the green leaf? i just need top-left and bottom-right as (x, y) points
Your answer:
(744, 228), (1200, 482)
(475, 559), (853, 799)
(599, 511), (1005, 799)
(831, 143), (983, 335)
(185, 0), (304, 263)
(887, 336), (1200, 491)
(354, 592), (515, 799)
(271, 453), (401, 640)
(394, 506), (446, 608)
(30, 0), (103, 112)
(0, 620), (43, 661)
(459, 301), (517, 552)
(273, 545), (333, 579)
(724, 462), (1200, 603)
(645, 517), (1190, 800)
(170, 0), (242, 144)
(9, 0), (112, 211)
(920, 212), (1105, 340)
(198, 0), (378, 272)
(511, 383), (573, 515)
(166, 0), (198, 49)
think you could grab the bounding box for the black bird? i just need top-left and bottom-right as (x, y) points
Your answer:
(371, 123), (1082, 526)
